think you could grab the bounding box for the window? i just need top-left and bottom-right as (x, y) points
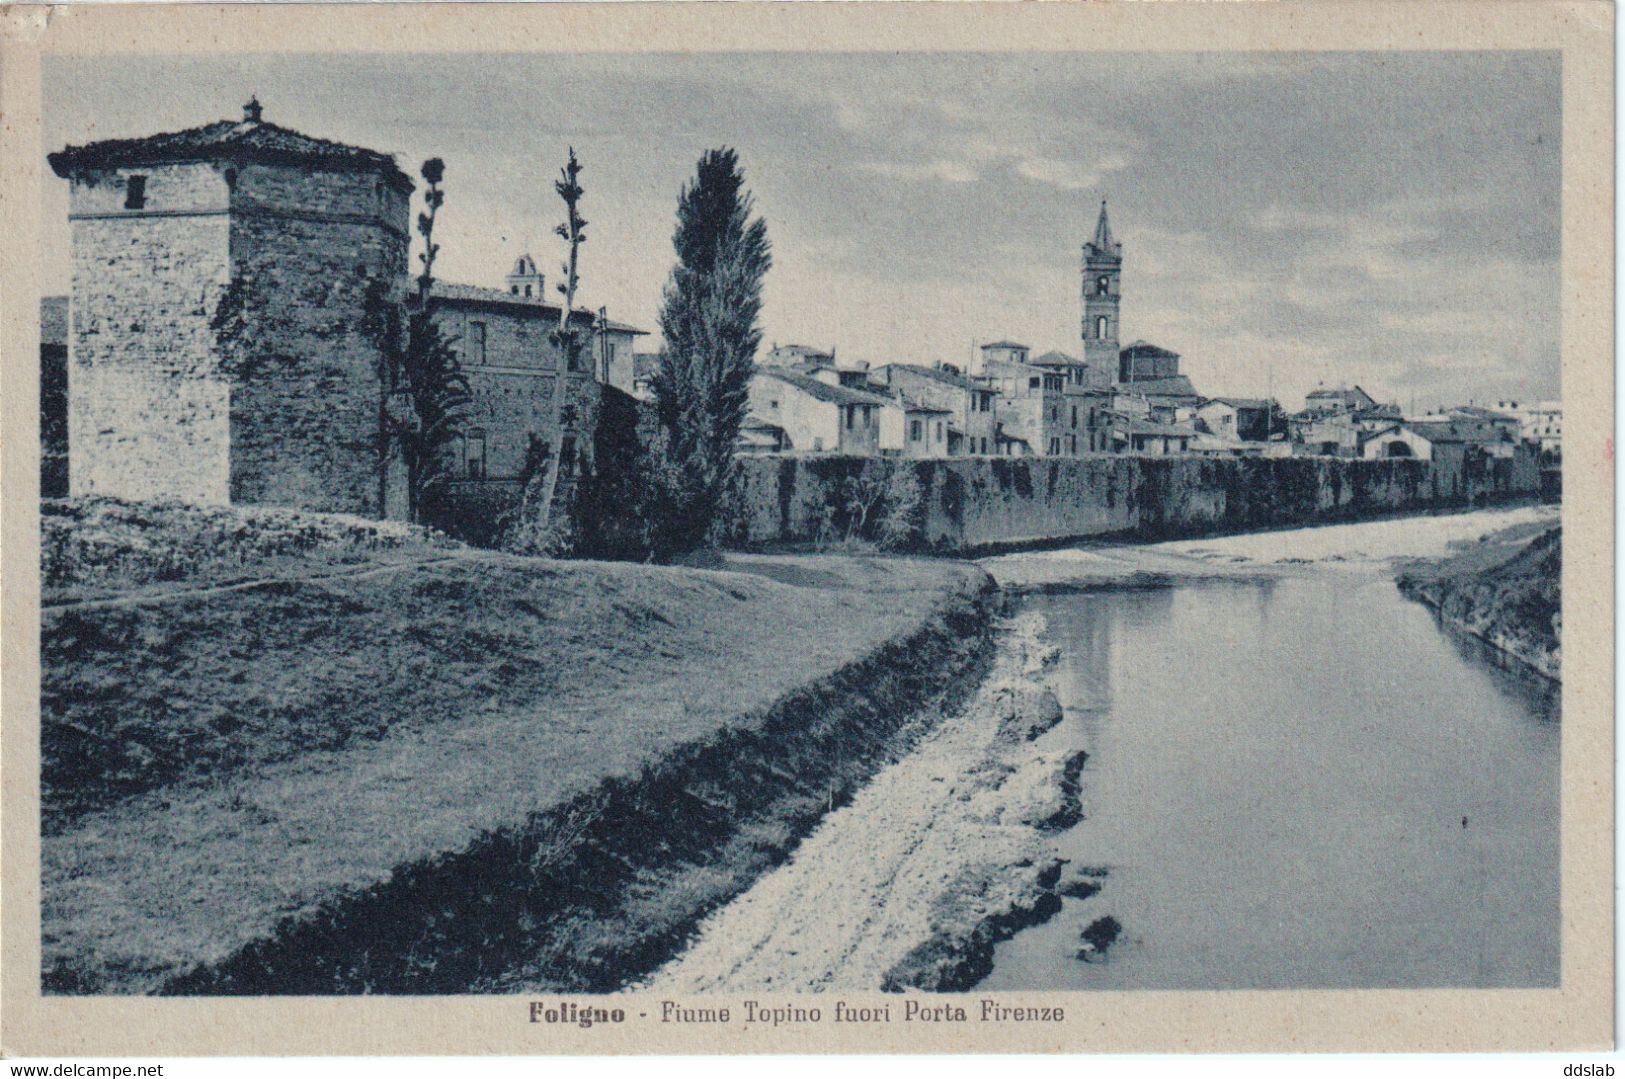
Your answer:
(465, 429), (487, 479)
(845, 405), (855, 430)
(511, 285), (520, 295)
(910, 419), (923, 441)
(935, 422), (944, 442)
(1029, 377), (1040, 390)
(1050, 438), (1060, 455)
(524, 284), (532, 297)
(1071, 405), (1078, 427)
(1097, 275), (1110, 296)
(124, 175), (147, 209)
(1095, 315), (1109, 340)
(467, 321), (487, 365)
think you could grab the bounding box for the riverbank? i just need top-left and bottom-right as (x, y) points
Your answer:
(1396, 524), (1561, 680)
(644, 505), (1561, 993)
(645, 613), (1088, 993)
(41, 499), (996, 993)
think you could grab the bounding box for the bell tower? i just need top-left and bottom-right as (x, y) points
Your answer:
(1082, 200), (1122, 383)
(506, 253), (545, 299)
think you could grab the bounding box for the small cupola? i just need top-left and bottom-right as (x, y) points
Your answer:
(506, 253), (545, 299)
(243, 96), (263, 124)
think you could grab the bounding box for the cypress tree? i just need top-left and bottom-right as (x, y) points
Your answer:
(650, 147), (771, 556)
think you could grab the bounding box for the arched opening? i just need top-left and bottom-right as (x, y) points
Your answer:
(1095, 315), (1109, 340)
(1384, 441), (1414, 458)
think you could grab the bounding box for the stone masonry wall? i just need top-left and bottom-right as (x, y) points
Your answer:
(225, 163), (409, 516)
(727, 453), (1535, 554)
(67, 163), (235, 502)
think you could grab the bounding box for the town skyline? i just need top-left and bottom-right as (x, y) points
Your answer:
(42, 49), (1561, 411)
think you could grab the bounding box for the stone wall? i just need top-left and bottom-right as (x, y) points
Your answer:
(63, 159), (409, 516)
(67, 165), (236, 502)
(725, 453), (1538, 554)
(225, 163), (409, 517)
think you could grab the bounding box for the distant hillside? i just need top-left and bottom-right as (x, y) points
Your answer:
(1397, 526), (1561, 680)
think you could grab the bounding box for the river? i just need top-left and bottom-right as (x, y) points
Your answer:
(980, 518), (1560, 990)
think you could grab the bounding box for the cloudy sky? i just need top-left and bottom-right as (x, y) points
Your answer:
(42, 50), (1560, 409)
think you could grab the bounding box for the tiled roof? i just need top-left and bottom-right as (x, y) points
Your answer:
(874, 363), (995, 395)
(1032, 350), (1087, 367)
(981, 340), (1028, 351)
(1205, 396), (1269, 410)
(1403, 420), (1508, 445)
(757, 368), (893, 408)
(428, 281), (647, 334)
(890, 392), (952, 415)
(1120, 340), (1179, 359)
(40, 296), (68, 347)
(1118, 375), (1198, 397)
(48, 114), (413, 190)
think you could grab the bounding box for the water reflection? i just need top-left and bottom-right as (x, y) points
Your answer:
(983, 574), (1560, 991)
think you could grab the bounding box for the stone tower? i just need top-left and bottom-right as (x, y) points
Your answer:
(48, 98), (413, 516)
(1081, 200), (1122, 382)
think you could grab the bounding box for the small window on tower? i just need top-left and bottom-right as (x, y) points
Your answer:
(1097, 275), (1110, 296)
(124, 175), (147, 210)
(1096, 315), (1109, 340)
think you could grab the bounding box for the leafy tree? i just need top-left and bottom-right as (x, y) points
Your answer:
(648, 148), (772, 557)
(365, 158), (472, 523)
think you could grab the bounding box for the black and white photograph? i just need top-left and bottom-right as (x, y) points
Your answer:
(1, 0), (1612, 1062)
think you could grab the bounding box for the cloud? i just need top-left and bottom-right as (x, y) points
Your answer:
(859, 159), (980, 185)
(1013, 154), (1132, 192)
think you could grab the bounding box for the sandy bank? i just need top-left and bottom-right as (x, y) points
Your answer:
(647, 613), (1086, 993)
(981, 504), (1558, 592)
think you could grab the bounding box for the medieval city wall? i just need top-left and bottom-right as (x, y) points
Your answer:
(728, 454), (1536, 553)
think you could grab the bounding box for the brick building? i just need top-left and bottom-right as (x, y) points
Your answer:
(427, 269), (645, 485)
(48, 99), (414, 516)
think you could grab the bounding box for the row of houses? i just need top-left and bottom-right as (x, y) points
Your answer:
(732, 206), (1290, 463)
(40, 100), (1558, 522)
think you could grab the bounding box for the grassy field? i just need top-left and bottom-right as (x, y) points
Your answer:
(41, 499), (992, 992)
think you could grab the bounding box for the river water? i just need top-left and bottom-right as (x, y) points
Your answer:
(980, 562), (1559, 990)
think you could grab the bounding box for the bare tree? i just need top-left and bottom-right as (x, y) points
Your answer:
(532, 148), (589, 532)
